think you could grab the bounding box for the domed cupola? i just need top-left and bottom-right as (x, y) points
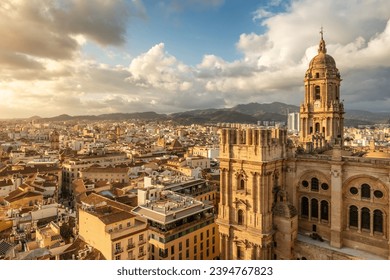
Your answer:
(305, 30), (340, 79)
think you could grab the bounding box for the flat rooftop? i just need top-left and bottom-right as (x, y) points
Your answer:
(132, 190), (213, 225)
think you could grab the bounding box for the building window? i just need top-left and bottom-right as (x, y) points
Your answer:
(311, 198), (318, 219)
(374, 190), (384, 199)
(186, 239), (189, 247)
(186, 249), (189, 258)
(194, 245), (197, 254)
(115, 255), (121, 260)
(301, 197), (309, 217)
(361, 184), (371, 199)
(179, 242), (182, 251)
(315, 123), (320, 133)
(194, 235), (197, 244)
(320, 201), (329, 221)
(139, 234), (144, 242)
(349, 206), (358, 228)
(237, 209), (244, 225)
(237, 246), (244, 260)
(200, 232), (203, 240)
(321, 183), (329, 191)
(207, 230), (210, 238)
(311, 178), (319, 191)
(315, 86), (320, 100)
(302, 180), (309, 188)
(361, 207), (370, 230)
(350, 187), (358, 195)
(128, 251), (134, 259)
(238, 177), (245, 190)
(171, 245), (175, 255)
(374, 210), (383, 233)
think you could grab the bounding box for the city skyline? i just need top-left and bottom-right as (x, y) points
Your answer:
(1, 0), (390, 119)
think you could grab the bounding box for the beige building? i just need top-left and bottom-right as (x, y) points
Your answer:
(78, 193), (148, 260)
(217, 33), (390, 260)
(132, 188), (220, 260)
(80, 166), (130, 184)
(62, 153), (130, 190)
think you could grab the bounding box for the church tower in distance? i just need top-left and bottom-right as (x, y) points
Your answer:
(299, 29), (344, 150)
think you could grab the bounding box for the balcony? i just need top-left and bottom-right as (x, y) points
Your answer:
(114, 247), (124, 254)
(138, 252), (147, 258)
(127, 243), (135, 250)
(138, 239), (147, 246)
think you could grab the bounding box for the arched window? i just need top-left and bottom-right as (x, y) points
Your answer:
(315, 123), (320, 133)
(361, 207), (370, 230)
(238, 177), (245, 190)
(311, 177), (319, 191)
(315, 86), (320, 100)
(361, 184), (371, 199)
(237, 209), (244, 225)
(301, 197), (309, 217)
(311, 198), (318, 219)
(349, 206), (358, 228)
(320, 201), (329, 221)
(373, 210), (383, 233)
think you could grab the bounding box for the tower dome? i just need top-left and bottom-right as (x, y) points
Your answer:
(305, 30), (340, 79)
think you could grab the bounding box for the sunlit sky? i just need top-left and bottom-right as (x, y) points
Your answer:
(1, 0), (390, 118)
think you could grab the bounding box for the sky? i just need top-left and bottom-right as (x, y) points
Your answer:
(1, 0), (390, 118)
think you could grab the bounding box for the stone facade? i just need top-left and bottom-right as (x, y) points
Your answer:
(216, 33), (390, 260)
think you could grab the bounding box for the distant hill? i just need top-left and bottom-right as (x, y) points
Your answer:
(39, 112), (167, 122)
(231, 102), (299, 115)
(27, 102), (389, 126)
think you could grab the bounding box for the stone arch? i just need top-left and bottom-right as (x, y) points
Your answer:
(342, 175), (388, 201)
(297, 170), (331, 192)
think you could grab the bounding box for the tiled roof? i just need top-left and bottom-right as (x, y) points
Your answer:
(0, 240), (13, 256)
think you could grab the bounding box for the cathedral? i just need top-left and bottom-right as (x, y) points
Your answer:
(216, 32), (390, 260)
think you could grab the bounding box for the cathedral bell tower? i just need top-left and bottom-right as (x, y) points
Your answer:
(300, 29), (344, 149)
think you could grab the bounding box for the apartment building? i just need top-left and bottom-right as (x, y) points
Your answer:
(80, 166), (130, 184)
(132, 188), (219, 260)
(62, 153), (130, 189)
(78, 193), (148, 260)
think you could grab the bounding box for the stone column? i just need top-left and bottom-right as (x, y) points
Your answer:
(330, 161), (343, 248)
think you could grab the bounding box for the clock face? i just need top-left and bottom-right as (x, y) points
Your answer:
(314, 100), (321, 108)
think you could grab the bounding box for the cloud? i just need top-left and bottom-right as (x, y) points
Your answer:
(227, 0), (390, 108)
(127, 43), (194, 91)
(252, 9), (274, 22)
(0, 0), (144, 61)
(2, 0), (390, 118)
(162, 0), (224, 13)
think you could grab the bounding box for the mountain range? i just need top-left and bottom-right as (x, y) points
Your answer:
(28, 102), (389, 127)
